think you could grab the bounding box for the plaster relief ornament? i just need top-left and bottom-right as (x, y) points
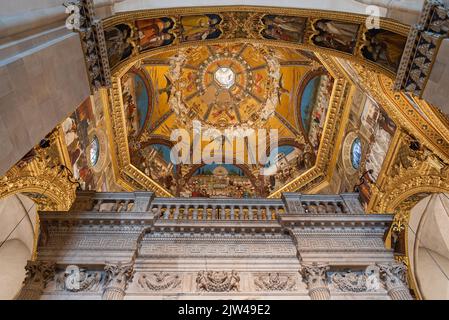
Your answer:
(196, 270), (240, 292)
(56, 265), (103, 292)
(137, 272), (181, 291)
(167, 44), (281, 132)
(254, 272), (296, 291)
(330, 265), (381, 292)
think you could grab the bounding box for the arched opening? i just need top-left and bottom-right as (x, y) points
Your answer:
(0, 194), (37, 299)
(408, 194), (449, 299)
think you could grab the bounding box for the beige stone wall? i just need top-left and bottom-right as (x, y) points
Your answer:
(0, 194), (36, 300)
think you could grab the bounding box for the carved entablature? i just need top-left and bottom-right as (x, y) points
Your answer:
(394, 0), (449, 96)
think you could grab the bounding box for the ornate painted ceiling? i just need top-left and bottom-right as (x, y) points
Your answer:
(115, 43), (337, 198)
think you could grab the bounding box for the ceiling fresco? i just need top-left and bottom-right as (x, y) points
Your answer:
(102, 7), (408, 76)
(119, 44), (335, 198)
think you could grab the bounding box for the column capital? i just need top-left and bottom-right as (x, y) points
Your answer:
(376, 261), (413, 300)
(22, 260), (56, 288)
(102, 261), (134, 299)
(376, 262), (408, 291)
(300, 262), (330, 289)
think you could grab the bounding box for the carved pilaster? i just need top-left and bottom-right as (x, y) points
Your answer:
(377, 262), (413, 300)
(16, 261), (56, 300)
(300, 262), (330, 300)
(102, 262), (134, 300)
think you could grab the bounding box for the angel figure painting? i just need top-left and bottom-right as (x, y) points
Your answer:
(312, 20), (360, 54)
(361, 29), (406, 72)
(104, 24), (134, 69)
(179, 14), (223, 42)
(136, 17), (175, 51)
(261, 15), (306, 43)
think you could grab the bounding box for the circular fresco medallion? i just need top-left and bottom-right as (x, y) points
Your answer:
(167, 44), (281, 131)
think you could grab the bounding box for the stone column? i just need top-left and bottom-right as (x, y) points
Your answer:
(102, 262), (134, 300)
(16, 261), (55, 300)
(377, 262), (413, 300)
(300, 262), (331, 300)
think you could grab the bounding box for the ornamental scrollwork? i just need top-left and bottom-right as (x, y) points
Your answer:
(253, 272), (296, 291)
(137, 272), (181, 291)
(0, 128), (76, 211)
(196, 270), (240, 292)
(55, 265), (103, 292)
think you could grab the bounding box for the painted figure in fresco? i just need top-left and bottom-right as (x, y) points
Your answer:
(312, 20), (359, 53)
(136, 18), (175, 51)
(180, 14), (222, 42)
(261, 15), (306, 42)
(362, 29), (406, 71)
(105, 24), (133, 68)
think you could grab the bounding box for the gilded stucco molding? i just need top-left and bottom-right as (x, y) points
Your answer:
(350, 63), (449, 163)
(0, 128), (77, 211)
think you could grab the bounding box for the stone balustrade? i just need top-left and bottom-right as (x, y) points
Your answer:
(65, 192), (365, 220)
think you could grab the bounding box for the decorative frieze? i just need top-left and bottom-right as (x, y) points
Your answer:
(137, 272), (181, 291)
(253, 273), (297, 291)
(330, 265), (381, 293)
(54, 265), (103, 292)
(196, 271), (240, 292)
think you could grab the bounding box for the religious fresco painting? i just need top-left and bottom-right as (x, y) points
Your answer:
(115, 44), (338, 198)
(300, 74), (334, 151)
(361, 29), (407, 72)
(104, 23), (134, 69)
(60, 95), (120, 192)
(180, 164), (257, 198)
(102, 11), (410, 77)
(312, 20), (360, 54)
(121, 70), (152, 137)
(179, 14), (223, 42)
(136, 18), (175, 51)
(260, 15), (306, 42)
(358, 97), (396, 205)
(263, 145), (315, 194)
(62, 98), (96, 190)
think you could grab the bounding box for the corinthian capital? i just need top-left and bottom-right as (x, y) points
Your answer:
(376, 262), (408, 291)
(300, 262), (330, 289)
(22, 260), (56, 288)
(104, 261), (134, 290)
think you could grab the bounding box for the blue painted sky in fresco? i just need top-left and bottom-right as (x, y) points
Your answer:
(134, 74), (149, 131)
(194, 164), (244, 176)
(300, 76), (321, 133)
